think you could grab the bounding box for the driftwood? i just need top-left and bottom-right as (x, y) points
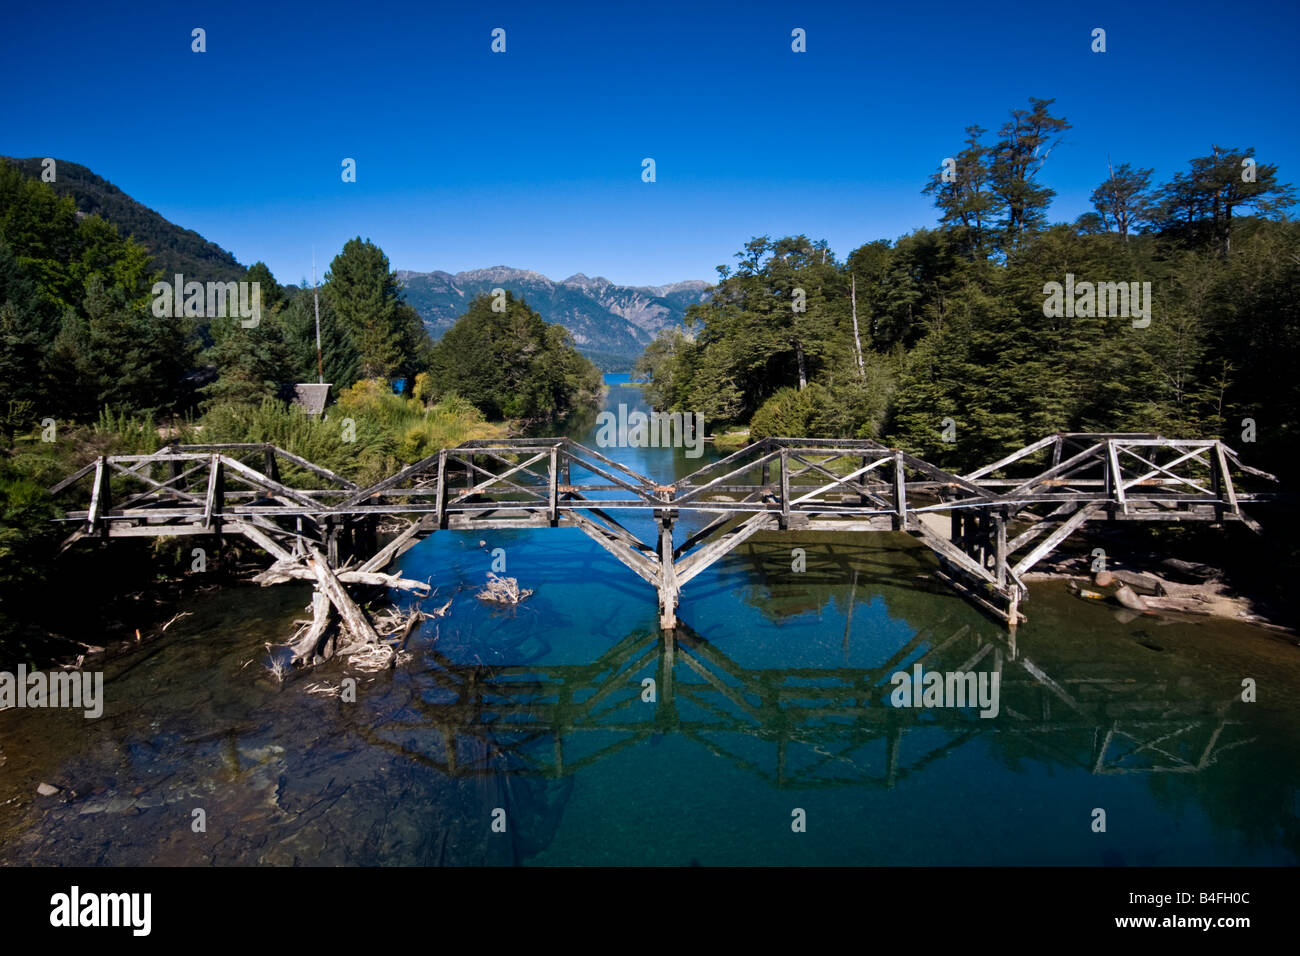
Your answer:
(1108, 569), (1167, 595)
(289, 590), (333, 664)
(476, 572), (533, 605)
(253, 559), (430, 594)
(306, 547), (380, 653)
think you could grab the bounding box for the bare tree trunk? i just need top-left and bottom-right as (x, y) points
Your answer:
(289, 590), (333, 664)
(796, 345), (807, 390)
(850, 274), (866, 380)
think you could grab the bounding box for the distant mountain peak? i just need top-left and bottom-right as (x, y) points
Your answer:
(454, 265), (551, 285)
(561, 273), (612, 289)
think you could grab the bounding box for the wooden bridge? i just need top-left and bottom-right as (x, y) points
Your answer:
(48, 432), (1278, 643)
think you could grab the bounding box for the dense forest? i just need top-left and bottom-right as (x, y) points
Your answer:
(637, 98), (1299, 478)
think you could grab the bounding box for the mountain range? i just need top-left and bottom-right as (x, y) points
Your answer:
(397, 267), (710, 369)
(2, 157), (710, 369)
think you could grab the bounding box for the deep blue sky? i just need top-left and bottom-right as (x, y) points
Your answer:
(2, 0), (1297, 288)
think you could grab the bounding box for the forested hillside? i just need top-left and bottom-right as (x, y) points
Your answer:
(1, 156), (245, 283)
(638, 98), (1299, 477)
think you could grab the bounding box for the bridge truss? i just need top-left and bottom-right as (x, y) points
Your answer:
(48, 433), (1278, 631)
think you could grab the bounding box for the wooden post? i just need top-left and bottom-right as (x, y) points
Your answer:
(893, 450), (907, 530)
(779, 448), (790, 524)
(435, 449), (448, 529)
(203, 456), (223, 532)
(994, 509), (1008, 588)
(657, 514), (678, 630)
(548, 445), (559, 525)
(324, 516), (340, 567)
(1214, 442), (1239, 517)
(86, 457), (110, 536)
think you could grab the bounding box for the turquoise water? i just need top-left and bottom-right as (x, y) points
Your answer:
(1, 374), (1298, 865)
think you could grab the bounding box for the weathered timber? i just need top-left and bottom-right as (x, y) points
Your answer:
(45, 433), (1280, 632)
(305, 547), (380, 652)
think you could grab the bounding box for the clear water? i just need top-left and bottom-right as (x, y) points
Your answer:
(1, 375), (1297, 865)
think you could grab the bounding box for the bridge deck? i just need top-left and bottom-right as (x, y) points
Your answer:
(48, 433), (1279, 632)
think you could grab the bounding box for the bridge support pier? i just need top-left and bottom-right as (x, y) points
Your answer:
(657, 514), (679, 631)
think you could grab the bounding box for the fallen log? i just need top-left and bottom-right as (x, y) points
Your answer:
(253, 560), (430, 595)
(305, 547), (380, 652)
(1109, 569), (1167, 595)
(288, 590), (333, 664)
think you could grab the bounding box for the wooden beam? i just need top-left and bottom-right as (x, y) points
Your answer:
(964, 434), (1058, 480)
(202, 456), (222, 529)
(675, 511), (776, 588)
(85, 457), (108, 533)
(1107, 440), (1127, 514)
(357, 519), (425, 573)
(1012, 504), (1101, 576)
(568, 511), (660, 586)
(1005, 442), (1105, 498)
(229, 521), (295, 562)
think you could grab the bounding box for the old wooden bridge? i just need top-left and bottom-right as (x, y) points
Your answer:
(49, 432), (1277, 643)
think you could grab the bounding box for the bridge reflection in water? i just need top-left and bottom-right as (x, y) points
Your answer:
(364, 624), (1247, 790)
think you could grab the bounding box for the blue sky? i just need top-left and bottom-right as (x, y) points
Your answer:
(2, 0), (1297, 288)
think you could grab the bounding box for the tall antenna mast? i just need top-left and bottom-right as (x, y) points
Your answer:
(312, 246), (324, 384)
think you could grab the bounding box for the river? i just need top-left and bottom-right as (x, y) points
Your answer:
(1, 375), (1298, 865)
